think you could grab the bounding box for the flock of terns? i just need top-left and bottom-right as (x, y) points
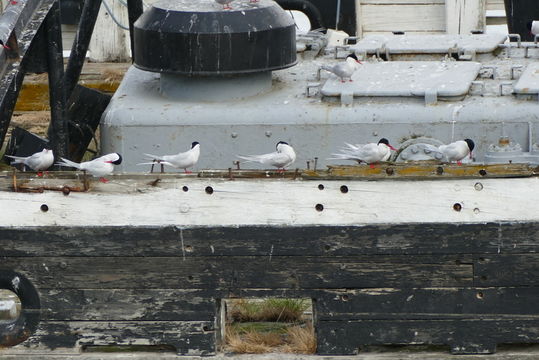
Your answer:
(3, 138), (475, 182)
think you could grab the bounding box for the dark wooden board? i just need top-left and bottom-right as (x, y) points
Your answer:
(2, 222), (538, 257)
(475, 254), (539, 286)
(317, 319), (539, 355)
(39, 289), (217, 321)
(316, 287), (539, 320)
(20, 321), (215, 355)
(1, 255), (472, 289)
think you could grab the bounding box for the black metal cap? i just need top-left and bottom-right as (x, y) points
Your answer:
(133, 0), (297, 75)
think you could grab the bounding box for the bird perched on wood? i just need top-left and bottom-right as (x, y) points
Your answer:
(139, 142), (200, 174)
(330, 138), (397, 167)
(527, 21), (539, 36)
(5, 148), (54, 175)
(423, 139), (475, 164)
(215, 0), (234, 9)
(321, 53), (362, 83)
(56, 153), (122, 183)
(237, 141), (296, 172)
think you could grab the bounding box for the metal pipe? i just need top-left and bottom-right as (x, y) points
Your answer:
(335, 0), (341, 30)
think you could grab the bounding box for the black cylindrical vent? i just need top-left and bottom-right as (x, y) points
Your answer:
(134, 0), (297, 75)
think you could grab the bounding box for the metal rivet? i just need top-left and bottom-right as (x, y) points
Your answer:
(265, 131), (272, 137)
(205, 186), (214, 194)
(386, 168), (394, 176)
(315, 204), (324, 212)
(62, 186), (70, 196)
(453, 203), (462, 212)
(231, 132), (238, 138)
(474, 182), (483, 191)
(59, 262), (67, 269)
(340, 185), (349, 193)
(474, 208), (480, 214)
(436, 167), (444, 175)
(182, 186), (189, 192)
(479, 169), (487, 176)
(340, 294), (349, 301)
(318, 184), (324, 190)
(184, 245), (193, 252)
(476, 292), (484, 300)
(40, 204), (49, 212)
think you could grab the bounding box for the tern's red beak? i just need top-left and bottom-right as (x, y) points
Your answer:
(2, 45), (10, 50)
(105, 160), (113, 163)
(356, 59), (362, 64)
(389, 145), (397, 151)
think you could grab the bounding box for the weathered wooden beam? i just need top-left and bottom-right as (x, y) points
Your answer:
(1, 222), (539, 257)
(317, 319), (539, 355)
(1, 255), (473, 289)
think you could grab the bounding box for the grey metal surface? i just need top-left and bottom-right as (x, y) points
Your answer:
(351, 34), (507, 55)
(101, 33), (539, 173)
(320, 61), (481, 97)
(513, 63), (539, 94)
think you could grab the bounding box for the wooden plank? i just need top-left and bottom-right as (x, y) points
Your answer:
(487, 0), (504, 11)
(3, 222), (539, 257)
(475, 255), (539, 287)
(16, 321), (214, 355)
(360, 5), (446, 32)
(0, 255), (472, 289)
(316, 287), (539, 320)
(88, 0), (131, 62)
(2, 176), (539, 227)
(40, 289), (217, 321)
(316, 319), (539, 355)
(446, 0), (486, 34)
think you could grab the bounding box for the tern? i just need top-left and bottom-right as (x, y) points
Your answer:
(321, 53), (362, 82)
(139, 142), (200, 174)
(527, 21), (539, 36)
(237, 141), (296, 171)
(427, 139), (475, 164)
(56, 153), (122, 183)
(5, 148), (54, 175)
(330, 138), (397, 167)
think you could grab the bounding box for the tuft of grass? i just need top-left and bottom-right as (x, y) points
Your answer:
(225, 322), (316, 354)
(228, 298), (310, 323)
(103, 68), (125, 83)
(281, 324), (317, 354)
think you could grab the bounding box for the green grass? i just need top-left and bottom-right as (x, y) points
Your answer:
(228, 298), (310, 323)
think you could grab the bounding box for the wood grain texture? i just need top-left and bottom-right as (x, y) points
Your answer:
(1, 222), (538, 257)
(21, 321), (215, 355)
(0, 255), (472, 289)
(316, 287), (539, 320)
(2, 176), (539, 227)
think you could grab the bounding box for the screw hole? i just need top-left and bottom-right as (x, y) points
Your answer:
(203, 325), (210, 331)
(205, 186), (214, 194)
(455, 259), (462, 265)
(453, 203), (462, 212)
(385, 168), (394, 176)
(315, 204), (324, 212)
(184, 245), (193, 252)
(436, 166), (444, 175)
(318, 184), (324, 190)
(340, 185), (348, 193)
(480, 275), (488, 281)
(340, 295), (349, 302)
(182, 186), (189, 192)
(479, 169), (487, 176)
(40, 204), (49, 212)
(479, 257), (486, 263)
(188, 275), (194, 281)
(324, 244), (331, 251)
(62, 186), (70, 196)
(476, 292), (484, 300)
